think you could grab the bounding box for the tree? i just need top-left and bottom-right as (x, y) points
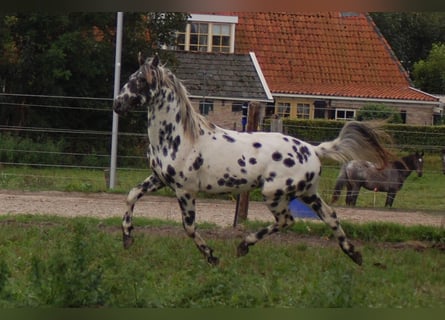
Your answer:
(0, 13), (189, 161)
(0, 12), (189, 129)
(412, 43), (445, 94)
(370, 12), (445, 74)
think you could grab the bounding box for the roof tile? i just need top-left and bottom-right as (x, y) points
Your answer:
(227, 12), (437, 102)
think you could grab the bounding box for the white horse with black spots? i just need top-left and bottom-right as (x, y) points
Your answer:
(113, 54), (391, 266)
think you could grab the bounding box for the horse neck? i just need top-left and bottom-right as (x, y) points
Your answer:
(147, 80), (202, 144)
(395, 155), (416, 179)
(400, 155), (416, 172)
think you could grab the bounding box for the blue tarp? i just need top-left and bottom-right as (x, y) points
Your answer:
(288, 199), (319, 219)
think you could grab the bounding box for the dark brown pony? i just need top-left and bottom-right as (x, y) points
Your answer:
(332, 151), (424, 208)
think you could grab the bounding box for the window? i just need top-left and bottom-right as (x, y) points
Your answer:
(297, 103), (310, 119)
(212, 24), (231, 53)
(199, 100), (213, 115)
(335, 109), (356, 120)
(231, 102), (243, 112)
(189, 22), (209, 52)
(400, 110), (407, 124)
(277, 102), (291, 118)
(176, 14), (237, 53)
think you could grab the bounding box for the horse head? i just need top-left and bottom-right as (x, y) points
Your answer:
(113, 53), (161, 115)
(414, 151), (424, 177)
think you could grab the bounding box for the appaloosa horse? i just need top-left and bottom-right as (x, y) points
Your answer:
(331, 151), (424, 208)
(113, 54), (391, 266)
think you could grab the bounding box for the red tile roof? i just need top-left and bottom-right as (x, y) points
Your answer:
(228, 12), (438, 102)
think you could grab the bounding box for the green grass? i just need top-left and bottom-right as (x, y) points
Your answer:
(0, 215), (443, 307)
(1, 152), (444, 211)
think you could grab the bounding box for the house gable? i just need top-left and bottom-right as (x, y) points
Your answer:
(171, 50), (272, 102)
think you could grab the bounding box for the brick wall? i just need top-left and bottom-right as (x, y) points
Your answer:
(190, 98), (437, 128)
(190, 99), (266, 131)
(331, 100), (436, 125)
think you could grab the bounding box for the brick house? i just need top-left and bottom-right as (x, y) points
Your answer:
(169, 12), (441, 128)
(171, 50), (273, 130)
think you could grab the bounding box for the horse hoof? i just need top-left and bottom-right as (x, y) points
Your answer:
(123, 234), (134, 249)
(351, 251), (363, 266)
(237, 241), (250, 257)
(207, 256), (219, 266)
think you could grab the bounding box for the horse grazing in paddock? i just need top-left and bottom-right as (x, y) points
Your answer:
(113, 54), (391, 266)
(331, 151), (424, 208)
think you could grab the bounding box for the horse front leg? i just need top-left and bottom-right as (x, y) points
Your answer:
(304, 193), (362, 265)
(385, 190), (397, 208)
(348, 186), (360, 206)
(122, 174), (164, 248)
(176, 191), (219, 265)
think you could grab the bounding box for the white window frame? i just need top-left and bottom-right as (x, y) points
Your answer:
(335, 109), (356, 121)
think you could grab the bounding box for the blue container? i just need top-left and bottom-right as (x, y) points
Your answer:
(288, 199), (319, 219)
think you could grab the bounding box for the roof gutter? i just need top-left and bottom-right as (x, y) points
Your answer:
(189, 94), (272, 103)
(273, 92), (440, 106)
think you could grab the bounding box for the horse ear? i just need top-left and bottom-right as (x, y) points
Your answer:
(138, 52), (145, 66)
(151, 53), (160, 68)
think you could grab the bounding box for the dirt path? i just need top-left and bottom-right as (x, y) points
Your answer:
(0, 190), (443, 228)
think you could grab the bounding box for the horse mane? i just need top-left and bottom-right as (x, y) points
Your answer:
(157, 64), (213, 142)
(400, 153), (418, 171)
(393, 159), (408, 171)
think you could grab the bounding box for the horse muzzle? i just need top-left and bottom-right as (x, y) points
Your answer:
(112, 99), (124, 115)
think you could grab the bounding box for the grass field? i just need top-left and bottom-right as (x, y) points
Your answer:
(0, 215), (443, 308)
(0, 152), (443, 211)
(0, 154), (444, 308)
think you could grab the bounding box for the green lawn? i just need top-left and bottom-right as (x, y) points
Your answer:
(0, 216), (443, 307)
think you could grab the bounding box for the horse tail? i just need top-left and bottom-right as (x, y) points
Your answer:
(314, 121), (391, 168)
(331, 164), (347, 203)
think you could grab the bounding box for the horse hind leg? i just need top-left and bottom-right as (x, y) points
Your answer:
(237, 191), (294, 257)
(176, 191), (219, 265)
(122, 174), (164, 248)
(385, 191), (396, 208)
(303, 193), (362, 265)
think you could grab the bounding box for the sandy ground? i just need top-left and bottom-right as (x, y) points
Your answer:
(0, 189), (443, 228)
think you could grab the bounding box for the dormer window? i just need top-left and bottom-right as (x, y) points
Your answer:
(176, 14), (238, 53)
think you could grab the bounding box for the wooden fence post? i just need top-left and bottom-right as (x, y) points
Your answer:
(270, 114), (283, 133)
(233, 102), (260, 226)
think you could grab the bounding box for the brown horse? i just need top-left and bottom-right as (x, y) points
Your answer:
(331, 152), (424, 208)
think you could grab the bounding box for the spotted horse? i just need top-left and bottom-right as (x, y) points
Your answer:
(113, 54), (391, 266)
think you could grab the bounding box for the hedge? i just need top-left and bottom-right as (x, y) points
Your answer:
(263, 119), (445, 152)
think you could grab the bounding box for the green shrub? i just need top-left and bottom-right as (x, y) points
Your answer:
(356, 103), (403, 123)
(263, 119), (445, 152)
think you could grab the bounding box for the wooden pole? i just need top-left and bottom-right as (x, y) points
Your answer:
(233, 102), (260, 226)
